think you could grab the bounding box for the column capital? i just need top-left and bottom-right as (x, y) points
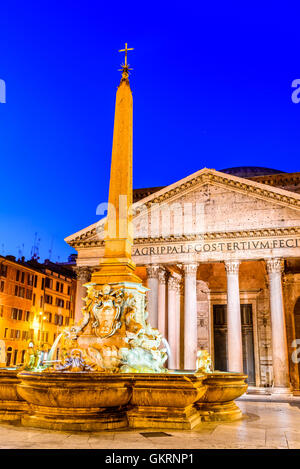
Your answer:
(146, 264), (160, 278)
(75, 266), (92, 282)
(224, 260), (240, 275)
(265, 258), (284, 275)
(183, 263), (198, 276)
(168, 274), (181, 291)
(158, 268), (167, 285)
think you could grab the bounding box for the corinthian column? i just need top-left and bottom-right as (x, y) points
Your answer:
(74, 267), (91, 323)
(146, 265), (160, 329)
(224, 260), (243, 373)
(168, 274), (181, 370)
(266, 258), (291, 392)
(183, 263), (198, 370)
(157, 268), (167, 337)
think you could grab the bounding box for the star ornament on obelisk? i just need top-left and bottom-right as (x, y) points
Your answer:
(92, 44), (142, 285)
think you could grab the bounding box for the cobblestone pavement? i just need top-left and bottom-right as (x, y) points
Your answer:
(0, 400), (300, 449)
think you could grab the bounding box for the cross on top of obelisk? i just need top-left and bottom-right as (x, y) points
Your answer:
(119, 43), (134, 66)
(118, 43), (134, 79)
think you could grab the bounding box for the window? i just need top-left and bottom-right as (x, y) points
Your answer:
(10, 329), (14, 339)
(45, 294), (52, 305)
(15, 285), (25, 298)
(67, 286), (71, 295)
(42, 331), (49, 343)
(66, 301), (70, 310)
(11, 308), (23, 320)
(26, 289), (32, 300)
(0, 264), (7, 277)
(25, 311), (30, 321)
(58, 315), (63, 326)
(48, 312), (52, 323)
(13, 350), (18, 365)
(15, 330), (20, 339)
(27, 274), (34, 286)
(56, 281), (60, 292)
(40, 296), (44, 307)
(45, 278), (53, 289)
(22, 330), (28, 340)
(54, 314), (59, 325)
(32, 293), (36, 306)
(60, 283), (63, 293)
(41, 278), (45, 289)
(34, 275), (37, 288)
(55, 298), (64, 308)
(4, 328), (8, 338)
(0, 280), (4, 292)
(0, 305), (3, 317)
(16, 270), (20, 281)
(21, 350), (26, 363)
(21, 272), (25, 283)
(65, 317), (70, 326)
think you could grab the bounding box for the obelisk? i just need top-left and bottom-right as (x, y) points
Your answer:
(92, 44), (142, 286)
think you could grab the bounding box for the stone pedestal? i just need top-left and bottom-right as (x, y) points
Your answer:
(127, 373), (206, 430)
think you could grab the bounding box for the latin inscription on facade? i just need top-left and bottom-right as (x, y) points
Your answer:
(133, 237), (300, 256)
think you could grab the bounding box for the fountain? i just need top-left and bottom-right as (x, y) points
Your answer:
(0, 46), (248, 431)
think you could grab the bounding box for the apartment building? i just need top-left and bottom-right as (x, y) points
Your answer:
(0, 255), (76, 366)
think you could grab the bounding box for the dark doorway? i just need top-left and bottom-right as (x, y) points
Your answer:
(6, 347), (12, 366)
(294, 298), (300, 388)
(213, 305), (228, 372)
(213, 304), (256, 385)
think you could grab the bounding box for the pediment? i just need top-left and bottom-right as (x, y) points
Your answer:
(65, 168), (300, 248)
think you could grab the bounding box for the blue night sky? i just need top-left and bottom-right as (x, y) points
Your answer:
(0, 1), (299, 262)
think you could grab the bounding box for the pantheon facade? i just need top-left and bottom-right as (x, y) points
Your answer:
(66, 166), (300, 394)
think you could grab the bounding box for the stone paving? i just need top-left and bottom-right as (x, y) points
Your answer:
(0, 400), (300, 449)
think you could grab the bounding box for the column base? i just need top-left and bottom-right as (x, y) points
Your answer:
(271, 386), (292, 396)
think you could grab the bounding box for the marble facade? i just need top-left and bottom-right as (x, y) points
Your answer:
(66, 167), (300, 393)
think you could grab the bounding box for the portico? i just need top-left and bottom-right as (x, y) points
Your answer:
(65, 167), (300, 394)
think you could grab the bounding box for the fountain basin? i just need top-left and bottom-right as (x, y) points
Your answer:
(127, 373), (207, 429)
(196, 371), (248, 421)
(10, 370), (248, 431)
(17, 371), (132, 431)
(0, 368), (28, 421)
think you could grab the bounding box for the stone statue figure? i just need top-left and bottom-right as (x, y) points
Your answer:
(196, 349), (213, 373)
